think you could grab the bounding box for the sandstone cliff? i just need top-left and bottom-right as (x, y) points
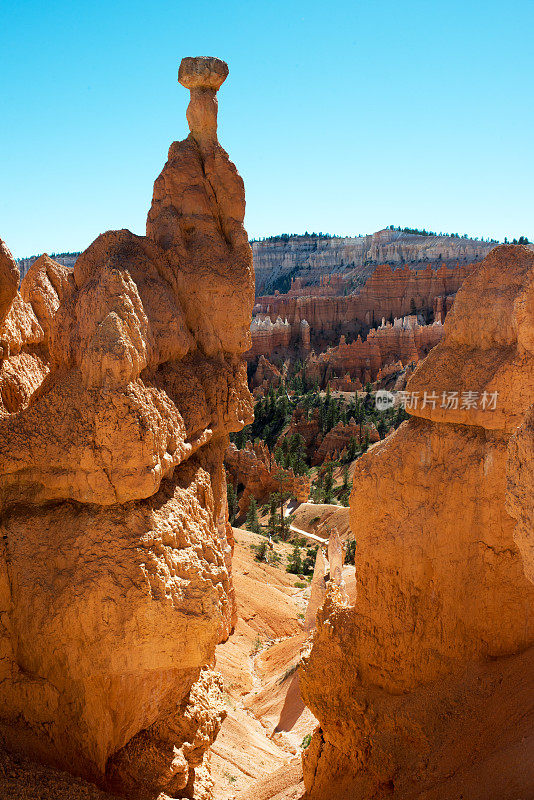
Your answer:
(300, 245), (534, 799)
(507, 413), (534, 584)
(225, 440), (311, 512)
(311, 419), (379, 465)
(303, 316), (444, 389)
(0, 239), (19, 326)
(0, 56), (254, 800)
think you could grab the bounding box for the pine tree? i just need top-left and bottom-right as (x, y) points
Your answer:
(227, 482), (238, 524)
(254, 540), (269, 563)
(318, 401), (326, 433)
(342, 465), (350, 492)
(289, 433), (308, 475)
(268, 494), (279, 538)
(325, 402), (336, 433)
(323, 464), (334, 503)
(302, 545), (318, 575)
(345, 537), (357, 565)
(312, 470), (324, 503)
(286, 544), (303, 574)
(245, 497), (261, 535)
(347, 436), (358, 461)
(274, 469), (292, 539)
(324, 385), (332, 414)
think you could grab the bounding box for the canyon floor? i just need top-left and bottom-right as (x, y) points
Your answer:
(211, 526), (314, 800)
(213, 522), (357, 800)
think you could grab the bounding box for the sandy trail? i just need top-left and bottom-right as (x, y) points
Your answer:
(288, 524), (327, 544)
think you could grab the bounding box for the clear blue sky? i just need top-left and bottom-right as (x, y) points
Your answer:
(1, 0), (533, 258)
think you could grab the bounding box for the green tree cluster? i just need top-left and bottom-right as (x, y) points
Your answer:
(275, 433), (308, 475)
(286, 543), (319, 576)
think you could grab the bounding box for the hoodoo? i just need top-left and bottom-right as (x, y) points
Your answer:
(0, 57), (254, 799)
(300, 245), (534, 799)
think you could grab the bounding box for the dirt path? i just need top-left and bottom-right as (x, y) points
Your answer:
(288, 524), (328, 544)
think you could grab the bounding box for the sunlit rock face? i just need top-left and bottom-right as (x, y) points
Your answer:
(300, 245), (534, 800)
(0, 251), (71, 416)
(0, 56), (254, 800)
(254, 260), (476, 337)
(253, 230), (495, 294)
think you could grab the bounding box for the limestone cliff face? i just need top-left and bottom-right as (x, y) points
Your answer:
(0, 56), (253, 800)
(253, 230), (494, 293)
(300, 245), (534, 799)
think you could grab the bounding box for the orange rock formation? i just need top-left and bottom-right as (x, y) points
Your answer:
(0, 239), (19, 327)
(0, 55), (254, 800)
(300, 245), (534, 799)
(254, 261), (474, 341)
(251, 354), (283, 393)
(507, 406), (534, 584)
(305, 315), (444, 388)
(311, 419), (379, 464)
(0, 251), (71, 415)
(225, 440), (311, 512)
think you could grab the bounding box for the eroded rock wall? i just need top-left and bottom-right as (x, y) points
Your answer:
(0, 56), (253, 800)
(300, 245), (534, 799)
(303, 316), (444, 388)
(225, 440), (311, 512)
(254, 261), (475, 340)
(253, 230), (493, 293)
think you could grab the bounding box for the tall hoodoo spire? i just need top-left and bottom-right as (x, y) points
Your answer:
(178, 56), (228, 146)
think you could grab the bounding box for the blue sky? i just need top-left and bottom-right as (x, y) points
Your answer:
(1, 0), (533, 258)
